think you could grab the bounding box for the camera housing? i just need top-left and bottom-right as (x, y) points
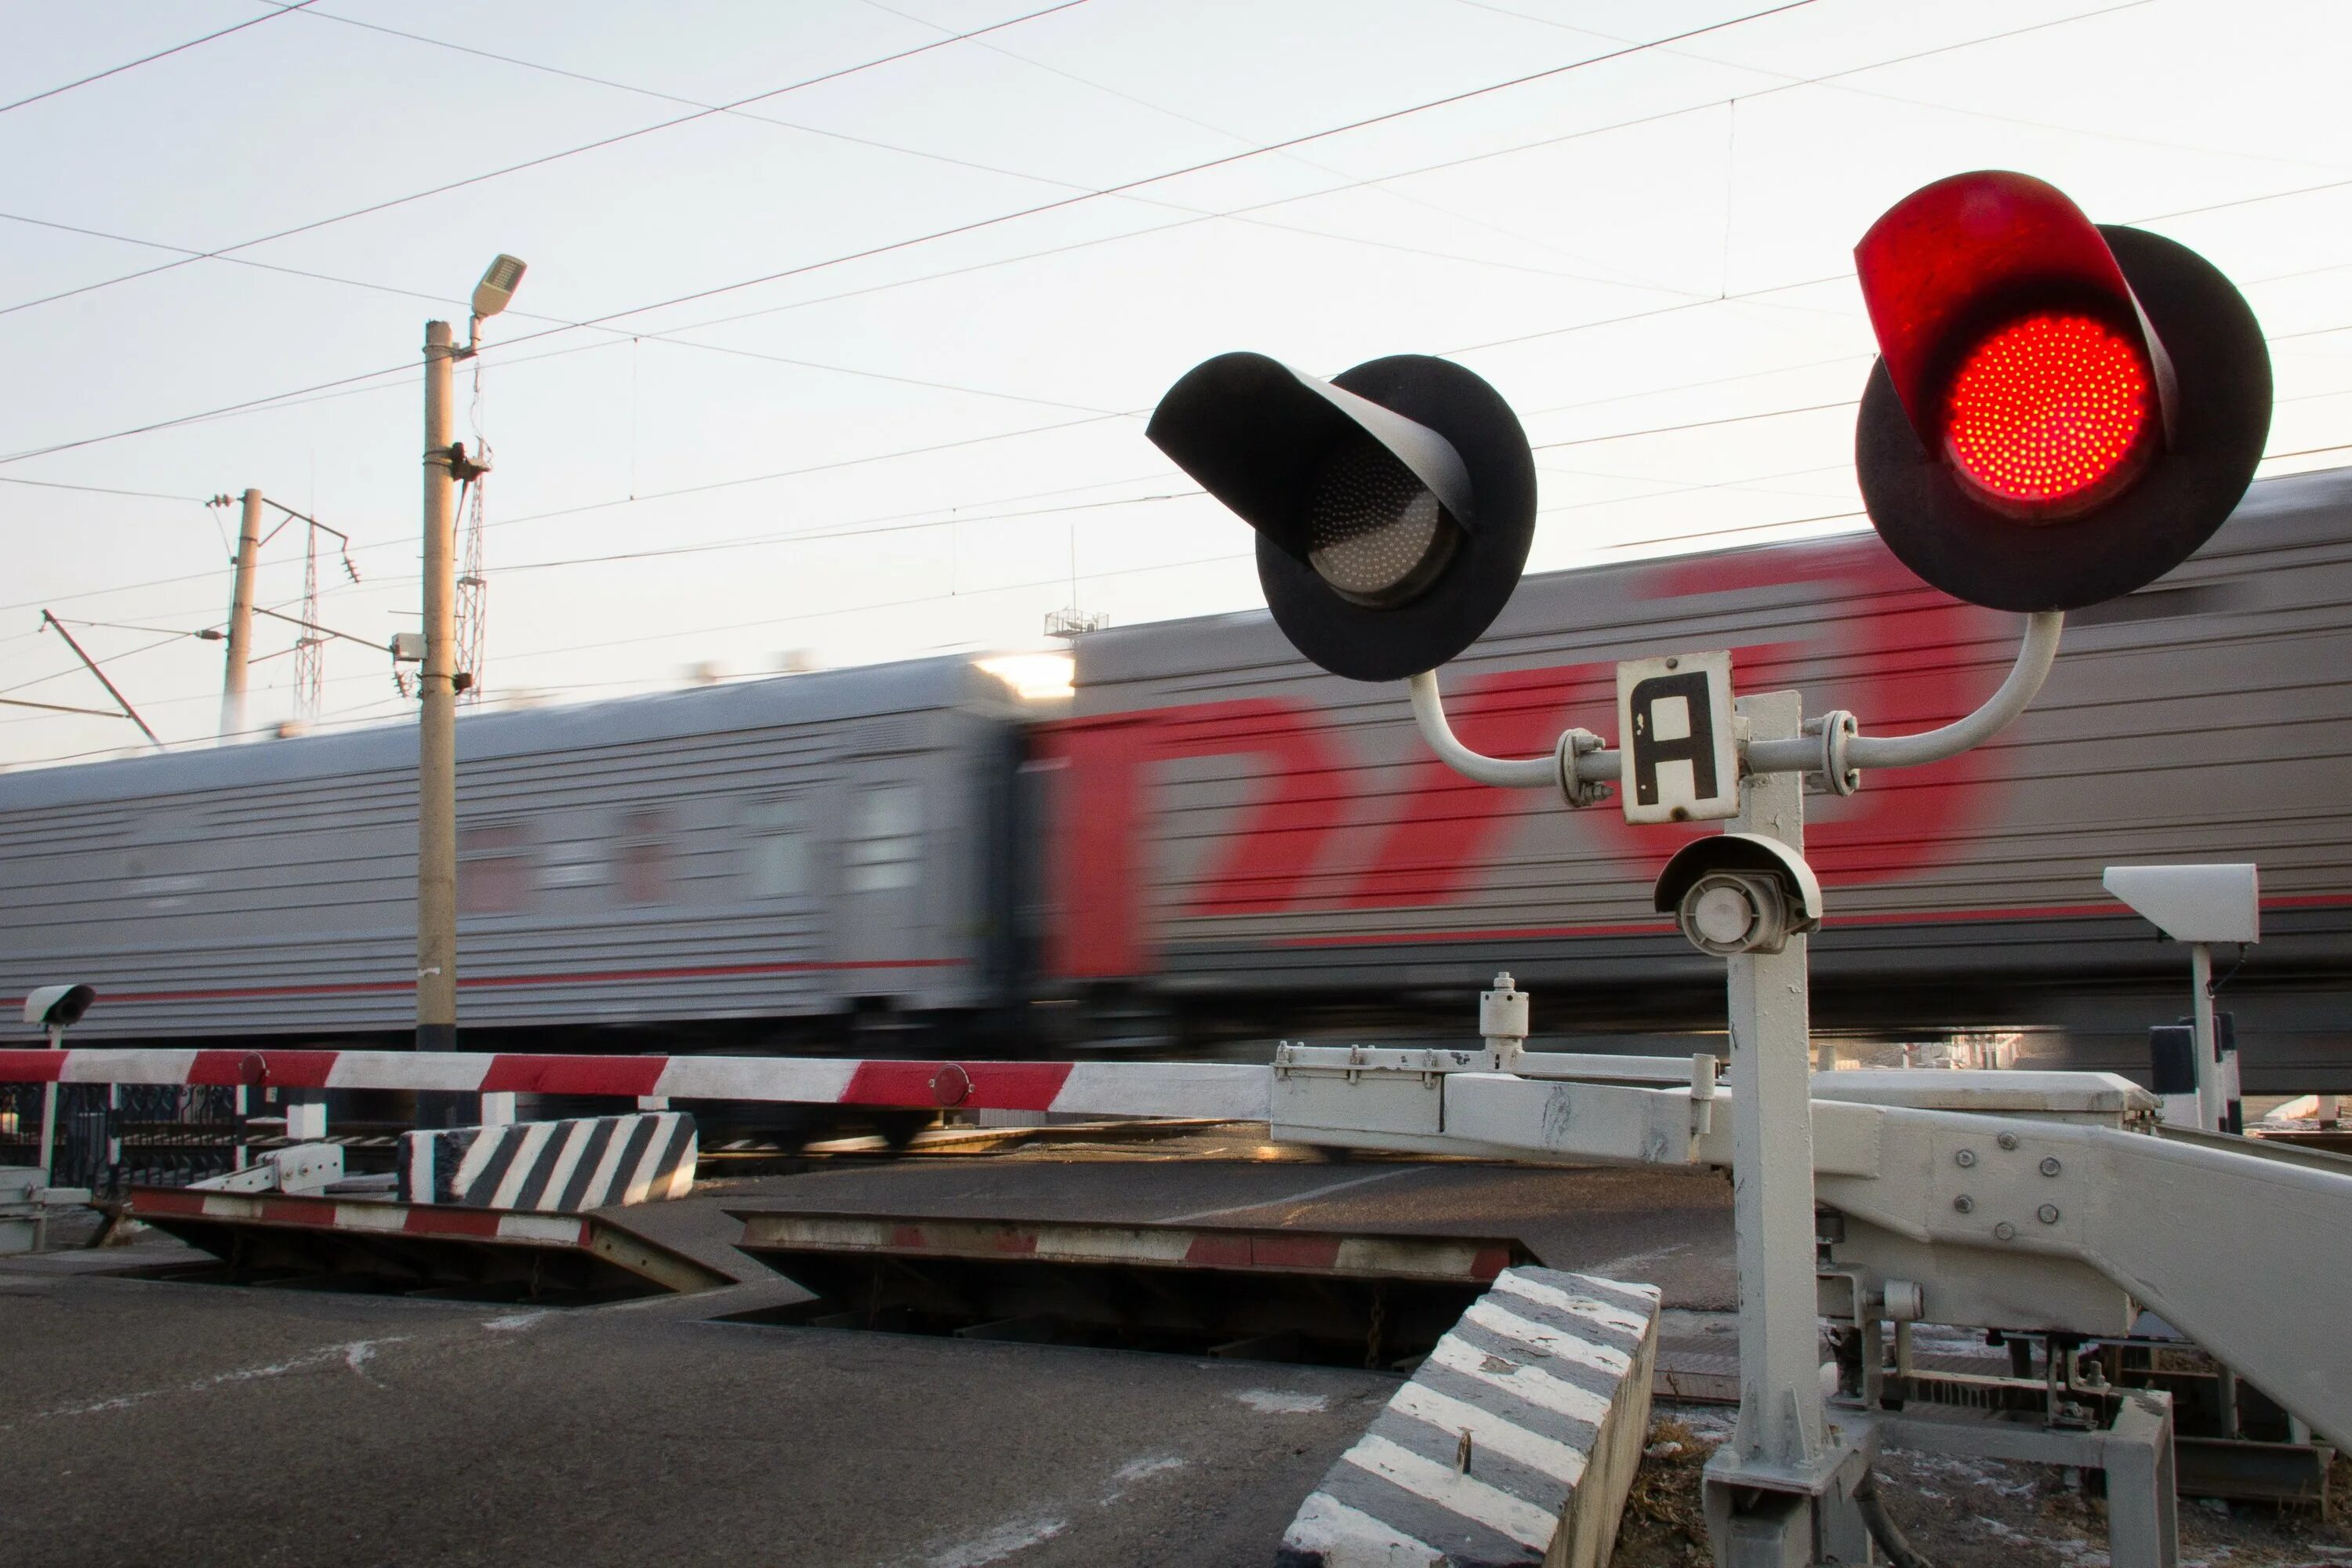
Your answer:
(21, 983), (94, 1030)
(1653, 836), (1822, 958)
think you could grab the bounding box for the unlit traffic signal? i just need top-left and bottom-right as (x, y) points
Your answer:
(1852, 170), (2273, 612)
(1146, 352), (1536, 681)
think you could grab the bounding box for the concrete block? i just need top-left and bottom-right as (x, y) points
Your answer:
(1279, 1266), (1662, 1568)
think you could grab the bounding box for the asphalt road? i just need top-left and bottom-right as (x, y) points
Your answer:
(0, 1146), (1730, 1567)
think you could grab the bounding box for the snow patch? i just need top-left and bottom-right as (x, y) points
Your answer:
(1236, 1388), (1328, 1414)
(920, 1514), (1068, 1568)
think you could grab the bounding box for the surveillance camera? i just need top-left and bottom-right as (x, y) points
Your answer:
(1653, 836), (1822, 958)
(22, 983), (94, 1029)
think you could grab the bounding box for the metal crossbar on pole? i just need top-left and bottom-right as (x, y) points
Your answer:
(38, 610), (161, 748)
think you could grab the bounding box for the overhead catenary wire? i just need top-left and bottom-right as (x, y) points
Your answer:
(13, 312), (2352, 626)
(16, 417), (2352, 762)
(6, 4), (2352, 706)
(0, 0), (2316, 481)
(0, 0), (1828, 473)
(0, 2), (320, 118)
(0, 0), (1102, 326)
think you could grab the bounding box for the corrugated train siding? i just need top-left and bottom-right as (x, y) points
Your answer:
(1064, 470), (2352, 987)
(0, 668), (1014, 1039)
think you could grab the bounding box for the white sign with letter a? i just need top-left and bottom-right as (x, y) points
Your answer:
(1616, 650), (1738, 824)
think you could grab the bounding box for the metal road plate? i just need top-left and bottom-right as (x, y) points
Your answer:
(1616, 649), (1738, 824)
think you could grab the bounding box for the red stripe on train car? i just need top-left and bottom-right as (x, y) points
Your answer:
(840, 1060), (1073, 1112)
(478, 1054), (669, 1098)
(187, 1049), (339, 1088)
(257, 1196), (328, 1225)
(80, 956), (970, 1007)
(1470, 1245), (1514, 1280)
(1269, 894), (2352, 948)
(0, 1051), (66, 1083)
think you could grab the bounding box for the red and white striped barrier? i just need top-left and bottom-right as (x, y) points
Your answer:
(0, 1047), (1271, 1123)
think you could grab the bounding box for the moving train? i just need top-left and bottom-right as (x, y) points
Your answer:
(5, 466), (2348, 1091)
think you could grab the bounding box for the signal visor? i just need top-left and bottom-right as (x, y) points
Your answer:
(1853, 170), (2270, 612)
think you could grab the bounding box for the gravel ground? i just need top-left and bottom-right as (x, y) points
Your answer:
(1613, 1405), (2352, 1568)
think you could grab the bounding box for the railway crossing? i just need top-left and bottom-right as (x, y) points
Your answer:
(9, 167), (2351, 1566)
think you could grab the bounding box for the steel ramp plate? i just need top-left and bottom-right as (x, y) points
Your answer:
(725, 1209), (1536, 1367)
(127, 1185), (729, 1300)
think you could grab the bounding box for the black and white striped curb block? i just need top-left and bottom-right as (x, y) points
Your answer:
(1279, 1267), (1662, 1568)
(396, 1112), (697, 1211)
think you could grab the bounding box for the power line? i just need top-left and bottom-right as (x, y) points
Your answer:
(0, 0), (1099, 325)
(9, 5), (2350, 621)
(0, 474), (207, 503)
(16, 414), (2352, 760)
(478, 2), (1821, 354)
(14, 301), (2350, 623)
(0, 2), (319, 118)
(0, 0), (2216, 474)
(0, 544), (1265, 745)
(619, 0), (2162, 350)
(1458, 0), (2347, 178)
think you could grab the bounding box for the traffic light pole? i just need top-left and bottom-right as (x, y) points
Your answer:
(1701, 692), (1870, 1563)
(1409, 614), (2072, 1565)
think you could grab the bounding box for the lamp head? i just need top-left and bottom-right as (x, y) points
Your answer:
(471, 254), (528, 321)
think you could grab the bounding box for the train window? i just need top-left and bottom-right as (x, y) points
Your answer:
(614, 808), (671, 905)
(845, 781), (922, 894)
(745, 798), (810, 899)
(458, 822), (534, 916)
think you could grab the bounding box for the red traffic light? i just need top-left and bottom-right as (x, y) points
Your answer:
(1943, 311), (2152, 510)
(1853, 171), (2270, 611)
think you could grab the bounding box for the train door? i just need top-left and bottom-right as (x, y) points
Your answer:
(829, 759), (928, 985)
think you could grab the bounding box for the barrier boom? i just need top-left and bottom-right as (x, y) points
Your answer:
(0, 1047), (1269, 1124)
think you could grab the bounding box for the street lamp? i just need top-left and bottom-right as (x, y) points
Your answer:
(470, 253), (526, 345)
(417, 255), (524, 1089)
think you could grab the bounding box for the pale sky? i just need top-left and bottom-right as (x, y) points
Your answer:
(3, 0), (2349, 767)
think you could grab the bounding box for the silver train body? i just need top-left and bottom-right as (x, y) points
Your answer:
(0, 659), (1036, 1051)
(3, 467), (2348, 1087)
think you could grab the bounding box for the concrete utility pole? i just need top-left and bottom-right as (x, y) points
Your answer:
(419, 321), (459, 1055)
(220, 487), (263, 738)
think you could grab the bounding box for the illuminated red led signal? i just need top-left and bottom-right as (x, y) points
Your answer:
(1850, 170), (2274, 611)
(1942, 312), (2153, 512)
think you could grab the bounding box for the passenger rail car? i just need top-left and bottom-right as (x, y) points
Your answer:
(4, 469), (2349, 1088)
(0, 659), (1036, 1052)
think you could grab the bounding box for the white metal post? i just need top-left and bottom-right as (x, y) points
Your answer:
(2190, 943), (2222, 1133)
(33, 1022), (61, 1249)
(1704, 691), (1864, 1563)
(1725, 692), (1828, 1472)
